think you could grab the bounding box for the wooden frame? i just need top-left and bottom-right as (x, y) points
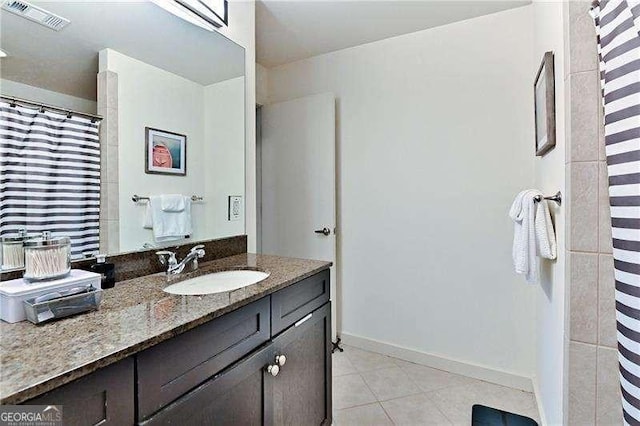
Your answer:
(145, 127), (187, 176)
(534, 51), (556, 157)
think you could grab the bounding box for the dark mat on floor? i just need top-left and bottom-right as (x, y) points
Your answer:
(471, 405), (538, 426)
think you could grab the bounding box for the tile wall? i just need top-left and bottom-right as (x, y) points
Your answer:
(566, 2), (622, 424)
(97, 70), (120, 254)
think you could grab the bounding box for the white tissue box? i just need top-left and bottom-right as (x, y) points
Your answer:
(0, 269), (102, 323)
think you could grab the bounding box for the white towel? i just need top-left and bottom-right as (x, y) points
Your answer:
(509, 189), (557, 284)
(161, 194), (186, 212)
(143, 196), (192, 242)
(510, 190), (538, 283)
(535, 197), (557, 261)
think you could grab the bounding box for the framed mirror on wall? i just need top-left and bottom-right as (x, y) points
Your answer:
(0, 1), (246, 271)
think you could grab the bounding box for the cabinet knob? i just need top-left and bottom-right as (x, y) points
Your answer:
(267, 364), (280, 377)
(276, 354), (286, 367)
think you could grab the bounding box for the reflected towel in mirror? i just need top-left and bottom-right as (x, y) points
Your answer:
(161, 194), (186, 212)
(143, 196), (192, 242)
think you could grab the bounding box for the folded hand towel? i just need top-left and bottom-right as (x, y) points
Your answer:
(509, 189), (542, 284)
(143, 196), (192, 242)
(161, 194), (186, 212)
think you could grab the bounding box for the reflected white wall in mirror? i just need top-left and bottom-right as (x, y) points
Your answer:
(0, 1), (246, 268)
(101, 49), (245, 252)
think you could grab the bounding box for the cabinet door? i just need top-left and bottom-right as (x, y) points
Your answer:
(270, 302), (332, 426)
(140, 343), (274, 426)
(137, 297), (270, 420)
(26, 358), (134, 426)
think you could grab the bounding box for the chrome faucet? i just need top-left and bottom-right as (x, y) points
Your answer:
(156, 245), (205, 276)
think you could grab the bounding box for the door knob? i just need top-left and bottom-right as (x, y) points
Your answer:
(314, 227), (331, 236)
(275, 354), (286, 367)
(267, 364), (280, 377)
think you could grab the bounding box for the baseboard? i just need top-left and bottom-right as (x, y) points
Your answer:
(532, 378), (548, 425)
(340, 332), (534, 393)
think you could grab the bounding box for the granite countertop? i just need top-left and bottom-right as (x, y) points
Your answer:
(0, 253), (331, 404)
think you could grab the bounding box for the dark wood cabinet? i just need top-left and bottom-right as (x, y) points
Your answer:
(137, 298), (271, 420)
(271, 303), (332, 426)
(140, 299), (331, 426)
(144, 302), (333, 426)
(140, 343), (274, 426)
(23, 270), (331, 426)
(26, 358), (134, 426)
(271, 270), (330, 336)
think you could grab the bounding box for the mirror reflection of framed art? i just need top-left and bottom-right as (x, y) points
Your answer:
(145, 127), (187, 176)
(534, 51), (556, 157)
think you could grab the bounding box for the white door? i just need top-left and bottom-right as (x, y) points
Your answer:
(261, 93), (337, 340)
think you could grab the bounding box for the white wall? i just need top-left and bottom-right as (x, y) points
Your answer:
(532, 2), (566, 424)
(1, 79), (97, 114)
(266, 6), (537, 380)
(217, 0), (257, 251)
(204, 76), (246, 238)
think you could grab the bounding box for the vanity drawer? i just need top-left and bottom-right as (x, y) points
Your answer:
(139, 341), (274, 426)
(27, 358), (134, 426)
(136, 297), (270, 420)
(271, 269), (330, 336)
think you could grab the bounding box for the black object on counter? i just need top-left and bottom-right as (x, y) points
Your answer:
(91, 254), (115, 289)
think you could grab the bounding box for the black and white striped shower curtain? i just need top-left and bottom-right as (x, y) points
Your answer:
(0, 102), (101, 259)
(592, 1), (640, 423)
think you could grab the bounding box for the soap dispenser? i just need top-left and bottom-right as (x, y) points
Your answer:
(91, 254), (115, 289)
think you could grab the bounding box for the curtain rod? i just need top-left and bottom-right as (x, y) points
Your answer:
(0, 95), (103, 123)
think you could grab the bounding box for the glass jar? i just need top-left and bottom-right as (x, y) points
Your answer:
(23, 233), (71, 281)
(1, 229), (28, 269)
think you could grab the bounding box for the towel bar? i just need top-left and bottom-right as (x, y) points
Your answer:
(534, 191), (562, 206)
(132, 194), (203, 203)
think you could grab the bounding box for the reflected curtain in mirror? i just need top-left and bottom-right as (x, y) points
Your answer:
(0, 102), (101, 258)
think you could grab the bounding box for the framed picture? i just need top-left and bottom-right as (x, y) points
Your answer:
(145, 127), (187, 176)
(534, 51), (556, 157)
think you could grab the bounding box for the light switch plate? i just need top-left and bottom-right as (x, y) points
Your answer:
(228, 196), (242, 221)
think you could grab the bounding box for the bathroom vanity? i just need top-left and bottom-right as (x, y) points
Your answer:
(0, 254), (332, 426)
(0, 4), (335, 424)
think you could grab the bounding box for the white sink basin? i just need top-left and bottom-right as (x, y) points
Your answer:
(163, 270), (270, 295)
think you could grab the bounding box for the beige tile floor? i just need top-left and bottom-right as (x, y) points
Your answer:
(332, 346), (540, 426)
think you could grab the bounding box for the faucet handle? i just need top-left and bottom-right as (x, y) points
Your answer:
(156, 250), (177, 266)
(190, 245), (205, 258)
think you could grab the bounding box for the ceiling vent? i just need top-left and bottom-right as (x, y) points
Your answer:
(1, 0), (70, 31)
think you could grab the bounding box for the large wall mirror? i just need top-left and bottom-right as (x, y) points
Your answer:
(0, 1), (246, 271)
